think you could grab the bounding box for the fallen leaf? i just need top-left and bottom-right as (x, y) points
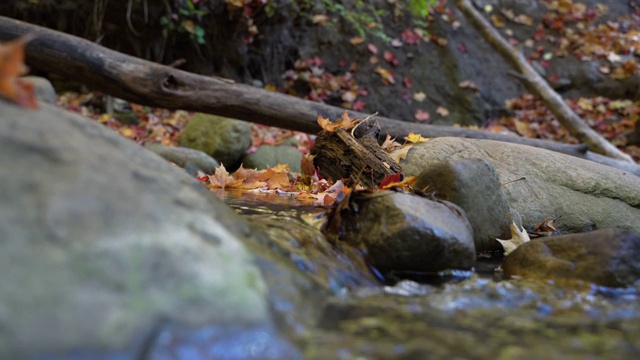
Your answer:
(388, 144), (413, 163)
(533, 216), (560, 233)
(312, 14), (329, 25)
(374, 66), (395, 85)
(414, 109), (430, 122)
(413, 91), (427, 102)
(403, 76), (413, 89)
(317, 111), (359, 132)
(496, 221), (530, 256)
(350, 37), (364, 45)
(380, 175), (416, 191)
(381, 133), (402, 152)
(383, 50), (399, 66)
(491, 14), (505, 28)
(390, 38), (403, 47)
(353, 100), (366, 111)
(208, 164), (243, 189)
(367, 43), (378, 54)
(401, 28), (420, 45)
(436, 106), (449, 117)
(405, 132), (430, 143)
(459, 80), (480, 91)
(0, 35), (38, 109)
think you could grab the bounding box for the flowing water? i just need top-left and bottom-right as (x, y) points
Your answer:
(224, 194), (640, 359)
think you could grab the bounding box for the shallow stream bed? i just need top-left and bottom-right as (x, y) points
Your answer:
(225, 195), (640, 359)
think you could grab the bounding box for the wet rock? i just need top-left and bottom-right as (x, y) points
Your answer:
(0, 100), (270, 358)
(20, 76), (57, 104)
(179, 113), (251, 170)
(242, 144), (302, 172)
(402, 137), (640, 234)
(337, 191), (475, 275)
(503, 229), (640, 287)
(414, 158), (520, 252)
(144, 143), (220, 175)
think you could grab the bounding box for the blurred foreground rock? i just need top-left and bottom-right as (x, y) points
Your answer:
(0, 100), (276, 358)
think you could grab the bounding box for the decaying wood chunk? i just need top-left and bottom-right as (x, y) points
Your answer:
(311, 120), (401, 188)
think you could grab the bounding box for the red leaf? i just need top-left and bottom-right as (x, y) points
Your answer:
(383, 50), (399, 66)
(403, 76), (413, 89)
(379, 172), (402, 189)
(353, 100), (366, 111)
(401, 29), (419, 45)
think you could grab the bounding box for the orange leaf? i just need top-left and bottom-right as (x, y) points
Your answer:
(208, 164), (243, 189)
(404, 132), (430, 143)
(0, 35), (38, 109)
(317, 111), (359, 132)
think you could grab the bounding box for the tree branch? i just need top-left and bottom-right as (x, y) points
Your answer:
(455, 0), (635, 163)
(1, 16), (638, 175)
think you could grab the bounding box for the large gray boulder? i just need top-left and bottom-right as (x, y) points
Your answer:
(402, 137), (640, 234)
(0, 100), (269, 358)
(179, 113), (252, 170)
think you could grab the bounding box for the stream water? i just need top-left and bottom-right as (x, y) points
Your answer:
(220, 195), (640, 359)
(48, 196), (640, 359)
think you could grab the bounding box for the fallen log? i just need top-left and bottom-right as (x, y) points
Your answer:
(455, 0), (635, 163)
(0, 16), (638, 175)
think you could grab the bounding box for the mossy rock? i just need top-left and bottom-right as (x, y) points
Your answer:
(179, 113), (251, 169)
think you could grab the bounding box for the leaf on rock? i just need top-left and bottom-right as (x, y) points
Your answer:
(381, 133), (402, 152)
(0, 35), (38, 109)
(404, 132), (430, 143)
(380, 174), (416, 191)
(496, 221), (531, 256)
(388, 144), (413, 163)
(317, 111), (359, 132)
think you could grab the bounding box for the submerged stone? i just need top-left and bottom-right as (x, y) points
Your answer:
(336, 191), (475, 276)
(503, 228), (640, 287)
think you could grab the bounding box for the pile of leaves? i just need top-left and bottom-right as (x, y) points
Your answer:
(487, 94), (640, 161)
(57, 92), (191, 146)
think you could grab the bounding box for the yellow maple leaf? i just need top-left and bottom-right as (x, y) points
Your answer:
(389, 144), (413, 163)
(404, 132), (430, 143)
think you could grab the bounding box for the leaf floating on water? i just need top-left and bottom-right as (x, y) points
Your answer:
(496, 221), (530, 256)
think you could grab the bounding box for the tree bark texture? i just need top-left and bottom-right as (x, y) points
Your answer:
(311, 120), (401, 188)
(455, 0), (635, 163)
(1, 16), (638, 176)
